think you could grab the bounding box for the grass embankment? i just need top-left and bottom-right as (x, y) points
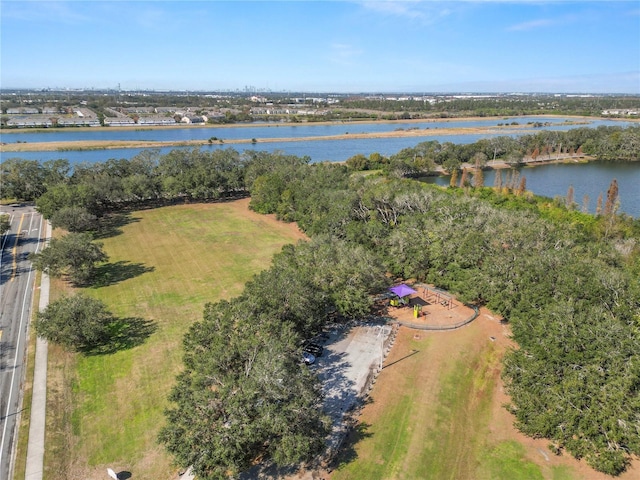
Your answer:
(331, 317), (583, 480)
(44, 199), (306, 479)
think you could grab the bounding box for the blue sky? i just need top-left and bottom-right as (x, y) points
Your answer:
(1, 1), (639, 93)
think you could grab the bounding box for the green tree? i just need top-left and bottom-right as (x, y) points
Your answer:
(50, 206), (97, 232)
(159, 300), (329, 480)
(34, 294), (115, 352)
(30, 232), (108, 285)
(0, 158), (47, 201)
(346, 153), (368, 171)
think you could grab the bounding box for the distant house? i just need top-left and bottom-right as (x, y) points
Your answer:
(137, 116), (177, 125)
(181, 115), (207, 124)
(6, 107), (39, 114)
(75, 107), (98, 118)
(104, 117), (136, 127)
(155, 107), (179, 114)
(602, 109), (639, 116)
(6, 116), (52, 128)
(57, 117), (100, 127)
(124, 106), (155, 114)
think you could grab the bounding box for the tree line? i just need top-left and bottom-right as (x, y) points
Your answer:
(1, 125), (637, 218)
(340, 95), (640, 118)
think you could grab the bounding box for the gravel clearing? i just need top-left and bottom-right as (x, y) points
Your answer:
(312, 320), (395, 461)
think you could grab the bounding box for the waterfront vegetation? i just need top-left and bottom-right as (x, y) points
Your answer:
(3, 123), (640, 478)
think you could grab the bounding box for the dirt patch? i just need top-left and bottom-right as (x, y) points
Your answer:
(383, 285), (476, 328)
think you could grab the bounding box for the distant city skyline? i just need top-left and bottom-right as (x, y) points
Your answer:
(1, 0), (639, 94)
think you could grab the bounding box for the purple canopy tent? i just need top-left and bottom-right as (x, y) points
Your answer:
(389, 284), (417, 298)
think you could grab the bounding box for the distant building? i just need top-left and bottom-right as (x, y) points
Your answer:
(6, 116), (52, 128)
(6, 107), (39, 114)
(124, 106), (155, 114)
(57, 117), (100, 127)
(155, 106), (179, 114)
(181, 115), (207, 124)
(137, 116), (177, 125)
(602, 109), (638, 116)
(104, 117), (136, 127)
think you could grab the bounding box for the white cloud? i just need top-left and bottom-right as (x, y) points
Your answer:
(359, 0), (427, 19)
(329, 43), (364, 66)
(506, 9), (590, 32)
(356, 0), (453, 23)
(1, 0), (91, 24)
(507, 18), (556, 31)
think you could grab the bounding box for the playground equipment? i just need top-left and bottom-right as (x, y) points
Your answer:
(422, 285), (456, 310)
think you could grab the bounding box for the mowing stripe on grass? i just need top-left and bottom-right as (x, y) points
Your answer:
(45, 201), (305, 478)
(333, 324), (549, 480)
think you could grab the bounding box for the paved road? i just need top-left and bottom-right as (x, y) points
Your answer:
(0, 204), (44, 480)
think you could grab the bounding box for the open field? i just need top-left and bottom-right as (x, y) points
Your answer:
(329, 310), (640, 480)
(42, 199), (307, 479)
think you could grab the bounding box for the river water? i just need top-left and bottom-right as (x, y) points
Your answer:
(422, 161), (639, 218)
(1, 117), (638, 217)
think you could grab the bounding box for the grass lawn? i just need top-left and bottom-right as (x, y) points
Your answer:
(330, 316), (583, 480)
(43, 199), (306, 479)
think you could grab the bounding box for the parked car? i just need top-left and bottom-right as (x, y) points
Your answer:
(302, 351), (316, 365)
(303, 342), (323, 357)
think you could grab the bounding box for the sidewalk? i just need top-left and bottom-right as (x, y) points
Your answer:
(24, 222), (51, 480)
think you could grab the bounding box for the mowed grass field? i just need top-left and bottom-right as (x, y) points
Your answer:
(329, 313), (638, 480)
(43, 199), (306, 479)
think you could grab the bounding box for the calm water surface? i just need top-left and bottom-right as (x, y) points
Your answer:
(423, 161), (640, 217)
(0, 134), (492, 163)
(1, 119), (638, 217)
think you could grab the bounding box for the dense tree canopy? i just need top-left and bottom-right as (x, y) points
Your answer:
(237, 158), (639, 475)
(49, 206), (97, 232)
(30, 232), (108, 285)
(159, 237), (386, 478)
(35, 294), (115, 351)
